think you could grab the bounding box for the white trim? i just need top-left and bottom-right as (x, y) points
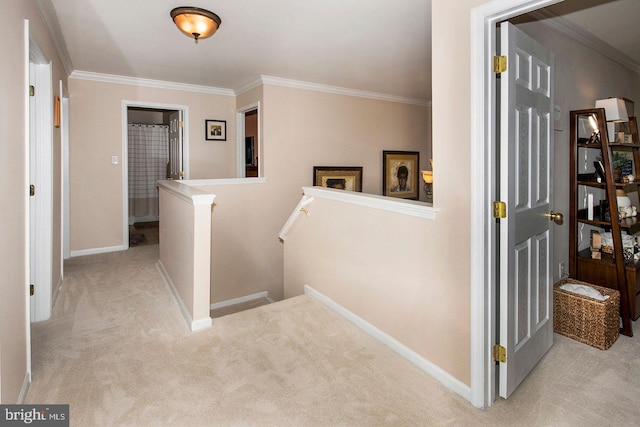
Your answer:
(122, 100), (190, 248)
(70, 70), (235, 96)
(34, 0), (74, 76)
(279, 195), (315, 241)
(23, 17), (31, 399)
(181, 177), (267, 186)
(305, 285), (471, 402)
(157, 261), (212, 331)
(70, 245), (126, 258)
(61, 85), (70, 260)
(17, 372), (30, 404)
(234, 77), (263, 96)
(469, 0), (563, 409)
(236, 111), (245, 177)
(67, 70), (432, 107)
(236, 102), (261, 178)
(259, 75), (431, 107)
(210, 292), (270, 310)
(302, 186), (437, 219)
(157, 180), (216, 205)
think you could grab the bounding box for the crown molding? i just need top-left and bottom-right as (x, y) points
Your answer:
(246, 75), (431, 107)
(69, 70), (432, 106)
(529, 9), (640, 75)
(69, 70), (236, 96)
(234, 77), (264, 96)
(34, 0), (74, 76)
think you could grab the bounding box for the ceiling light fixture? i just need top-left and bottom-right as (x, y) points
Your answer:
(171, 7), (221, 44)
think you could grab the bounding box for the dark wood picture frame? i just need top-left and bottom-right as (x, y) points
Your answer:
(383, 150), (420, 200)
(205, 119), (226, 141)
(313, 166), (363, 191)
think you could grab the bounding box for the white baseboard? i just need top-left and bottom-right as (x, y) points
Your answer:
(210, 291), (270, 310)
(70, 244), (126, 257)
(156, 261), (212, 331)
(304, 285), (472, 403)
(17, 372), (30, 403)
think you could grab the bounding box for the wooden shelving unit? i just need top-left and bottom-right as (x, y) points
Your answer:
(569, 108), (640, 337)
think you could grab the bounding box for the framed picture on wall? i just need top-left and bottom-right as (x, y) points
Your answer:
(313, 166), (363, 191)
(205, 119), (226, 141)
(382, 150), (420, 200)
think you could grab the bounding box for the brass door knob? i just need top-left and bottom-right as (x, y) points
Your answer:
(545, 211), (564, 224)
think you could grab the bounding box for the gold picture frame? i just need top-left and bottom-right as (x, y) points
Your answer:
(383, 150), (420, 200)
(313, 166), (363, 191)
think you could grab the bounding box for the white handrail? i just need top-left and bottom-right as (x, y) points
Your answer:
(279, 195), (315, 241)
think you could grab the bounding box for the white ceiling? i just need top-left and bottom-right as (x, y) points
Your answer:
(37, 0), (432, 101)
(35, 0), (639, 102)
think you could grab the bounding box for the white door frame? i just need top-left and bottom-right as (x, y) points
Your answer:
(469, 0), (564, 408)
(236, 102), (261, 178)
(121, 100), (189, 247)
(61, 82), (70, 260)
(28, 24), (54, 323)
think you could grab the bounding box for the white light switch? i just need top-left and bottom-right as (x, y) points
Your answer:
(111, 155), (119, 165)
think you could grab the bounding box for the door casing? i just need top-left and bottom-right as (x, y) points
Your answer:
(236, 102), (261, 178)
(469, 0), (564, 409)
(121, 100), (189, 248)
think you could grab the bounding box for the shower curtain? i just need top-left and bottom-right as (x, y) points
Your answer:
(128, 124), (169, 224)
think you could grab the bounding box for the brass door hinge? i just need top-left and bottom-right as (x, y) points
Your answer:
(179, 121), (184, 128)
(30, 185), (35, 197)
(29, 85), (35, 97)
(494, 55), (507, 73)
(179, 171), (185, 178)
(30, 284), (35, 296)
(493, 344), (507, 363)
(493, 201), (507, 219)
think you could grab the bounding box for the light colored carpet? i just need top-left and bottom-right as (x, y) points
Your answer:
(27, 245), (640, 426)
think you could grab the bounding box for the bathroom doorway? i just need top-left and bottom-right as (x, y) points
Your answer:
(124, 103), (188, 248)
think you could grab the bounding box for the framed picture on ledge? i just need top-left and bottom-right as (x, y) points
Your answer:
(383, 150), (420, 200)
(313, 166), (363, 191)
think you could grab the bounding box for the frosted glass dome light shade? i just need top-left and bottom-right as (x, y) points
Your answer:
(171, 7), (221, 43)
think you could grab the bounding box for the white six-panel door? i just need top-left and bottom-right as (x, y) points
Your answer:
(499, 22), (555, 398)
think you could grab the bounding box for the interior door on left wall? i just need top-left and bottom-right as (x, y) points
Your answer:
(29, 61), (37, 322)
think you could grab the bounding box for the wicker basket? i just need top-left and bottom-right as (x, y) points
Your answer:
(553, 278), (620, 350)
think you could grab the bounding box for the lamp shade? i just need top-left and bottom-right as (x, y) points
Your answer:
(421, 170), (433, 184)
(595, 98), (629, 122)
(171, 7), (221, 43)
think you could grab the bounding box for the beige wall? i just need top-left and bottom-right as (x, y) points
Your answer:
(283, 195), (468, 382)
(196, 182), (287, 302)
(429, 0), (640, 391)
(68, 79), (236, 252)
(196, 84), (430, 305)
(0, 0), (66, 403)
(263, 85), (431, 200)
